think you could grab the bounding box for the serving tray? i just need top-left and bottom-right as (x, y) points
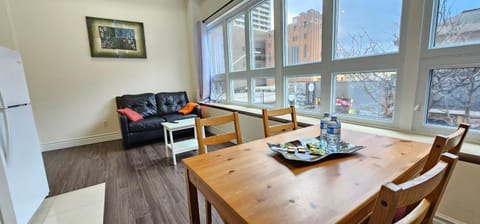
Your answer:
(267, 137), (364, 163)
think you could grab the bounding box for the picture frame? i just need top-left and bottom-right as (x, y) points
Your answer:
(86, 16), (147, 58)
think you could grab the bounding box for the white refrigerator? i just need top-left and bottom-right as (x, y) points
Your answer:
(0, 46), (49, 224)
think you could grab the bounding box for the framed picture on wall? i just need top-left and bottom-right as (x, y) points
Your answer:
(86, 16), (147, 58)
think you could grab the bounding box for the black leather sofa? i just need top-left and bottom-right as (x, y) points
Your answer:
(115, 91), (201, 148)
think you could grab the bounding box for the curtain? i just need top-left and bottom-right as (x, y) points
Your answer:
(198, 21), (211, 103)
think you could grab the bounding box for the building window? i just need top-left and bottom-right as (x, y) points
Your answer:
(286, 75), (321, 113)
(291, 46), (299, 64)
(303, 21), (308, 27)
(285, 0), (322, 65)
(334, 71), (397, 120)
(254, 77), (276, 105)
(334, 0), (402, 59)
(432, 1), (480, 48)
(303, 45), (307, 59)
(228, 13), (246, 72)
(250, 0), (275, 69)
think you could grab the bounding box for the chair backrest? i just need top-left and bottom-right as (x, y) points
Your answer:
(369, 152), (458, 224)
(422, 123), (469, 173)
(195, 112), (242, 154)
(262, 105), (298, 137)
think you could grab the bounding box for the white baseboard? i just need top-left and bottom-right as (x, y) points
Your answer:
(41, 132), (122, 152)
(434, 212), (467, 224)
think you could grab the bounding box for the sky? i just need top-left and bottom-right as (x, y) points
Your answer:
(447, 0), (480, 15)
(285, 0), (480, 56)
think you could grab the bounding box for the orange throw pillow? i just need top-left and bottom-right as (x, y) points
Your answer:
(178, 102), (199, 115)
(117, 108), (143, 122)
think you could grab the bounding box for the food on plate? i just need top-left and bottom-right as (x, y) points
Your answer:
(309, 147), (326, 156)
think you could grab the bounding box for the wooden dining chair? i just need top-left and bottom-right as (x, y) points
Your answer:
(194, 112), (242, 224)
(195, 112), (243, 154)
(262, 105), (298, 137)
(368, 152), (458, 224)
(422, 123), (469, 174)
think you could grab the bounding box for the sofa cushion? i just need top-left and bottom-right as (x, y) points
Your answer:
(156, 92), (189, 115)
(128, 116), (166, 132)
(162, 113), (197, 122)
(121, 93), (158, 117)
(178, 102), (199, 115)
(117, 108), (143, 122)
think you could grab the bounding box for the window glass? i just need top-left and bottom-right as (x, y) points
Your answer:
(334, 71), (397, 119)
(432, 1), (480, 48)
(228, 14), (247, 72)
(285, 0), (322, 65)
(231, 79), (248, 102)
(334, 0), (402, 59)
(212, 75), (227, 102)
(286, 75), (321, 113)
(207, 25), (225, 75)
(254, 77), (276, 105)
(426, 67), (480, 130)
(251, 0), (275, 69)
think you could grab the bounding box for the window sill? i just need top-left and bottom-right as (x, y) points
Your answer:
(200, 102), (480, 164)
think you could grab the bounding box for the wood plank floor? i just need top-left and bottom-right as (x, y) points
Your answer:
(42, 138), (232, 224)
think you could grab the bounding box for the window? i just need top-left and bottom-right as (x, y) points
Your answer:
(303, 45), (307, 59)
(334, 0), (402, 59)
(414, 0), (480, 140)
(212, 78), (227, 102)
(285, 0), (322, 65)
(207, 25), (225, 75)
(207, 25), (226, 102)
(202, 0), (479, 147)
(334, 71), (397, 120)
(432, 1), (480, 48)
(286, 75), (321, 113)
(228, 14), (246, 72)
(231, 79), (248, 102)
(250, 0), (275, 69)
(426, 67), (480, 130)
(254, 77), (276, 105)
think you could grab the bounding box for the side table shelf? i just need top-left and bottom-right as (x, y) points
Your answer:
(162, 118), (198, 165)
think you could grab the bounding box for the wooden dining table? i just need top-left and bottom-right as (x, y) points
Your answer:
(182, 125), (431, 224)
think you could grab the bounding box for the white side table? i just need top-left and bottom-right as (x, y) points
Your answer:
(162, 118), (198, 165)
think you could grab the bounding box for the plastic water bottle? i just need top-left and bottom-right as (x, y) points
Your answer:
(327, 116), (341, 153)
(319, 112), (330, 148)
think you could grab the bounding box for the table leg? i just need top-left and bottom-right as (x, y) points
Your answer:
(164, 126), (169, 157)
(169, 129), (176, 165)
(185, 167), (200, 224)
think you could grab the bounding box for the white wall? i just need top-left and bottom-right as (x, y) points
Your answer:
(3, 0), (196, 150)
(438, 161), (480, 223)
(0, 0), (15, 50)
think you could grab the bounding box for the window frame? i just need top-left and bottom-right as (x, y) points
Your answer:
(414, 0), (480, 141)
(202, 0), (479, 144)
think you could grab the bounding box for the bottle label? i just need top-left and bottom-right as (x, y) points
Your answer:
(327, 127), (341, 134)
